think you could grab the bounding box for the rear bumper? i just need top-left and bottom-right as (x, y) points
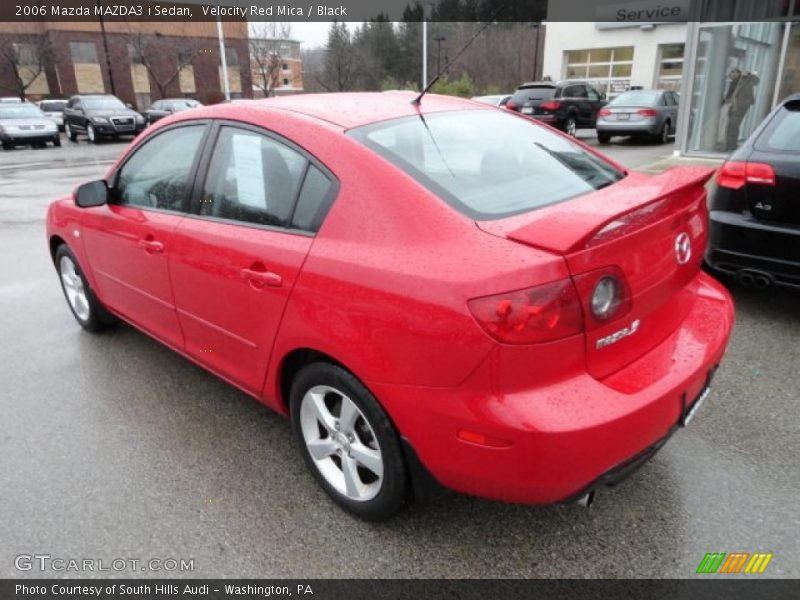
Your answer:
(596, 118), (659, 135)
(371, 272), (734, 504)
(706, 210), (800, 288)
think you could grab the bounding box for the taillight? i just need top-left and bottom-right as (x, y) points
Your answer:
(598, 108), (611, 116)
(505, 100), (517, 110)
(467, 279), (583, 344)
(540, 100), (560, 111)
(717, 161), (776, 189)
(637, 108), (658, 117)
(572, 267), (632, 330)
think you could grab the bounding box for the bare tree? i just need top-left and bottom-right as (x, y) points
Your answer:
(324, 21), (354, 92)
(124, 24), (203, 99)
(0, 36), (52, 100)
(249, 22), (293, 98)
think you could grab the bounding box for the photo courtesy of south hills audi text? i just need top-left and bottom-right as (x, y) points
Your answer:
(13, 584), (315, 597)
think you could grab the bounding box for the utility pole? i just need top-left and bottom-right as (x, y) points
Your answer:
(216, 14), (230, 101)
(96, 0), (116, 95)
(531, 23), (541, 81)
(422, 20), (427, 89)
(434, 35), (446, 73)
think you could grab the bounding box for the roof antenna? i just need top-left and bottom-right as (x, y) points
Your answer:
(411, 5), (507, 106)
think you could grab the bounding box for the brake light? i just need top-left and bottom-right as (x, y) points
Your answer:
(505, 100), (517, 110)
(637, 108), (658, 117)
(467, 279), (583, 344)
(717, 161), (775, 189)
(540, 100), (560, 111)
(598, 108), (611, 116)
(572, 266), (632, 330)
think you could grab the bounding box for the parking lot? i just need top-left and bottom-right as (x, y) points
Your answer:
(1, 133), (798, 578)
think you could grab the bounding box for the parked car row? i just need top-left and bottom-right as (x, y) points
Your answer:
(473, 81), (680, 145)
(0, 94), (204, 149)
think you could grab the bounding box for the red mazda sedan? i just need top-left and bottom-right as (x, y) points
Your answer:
(47, 93), (734, 520)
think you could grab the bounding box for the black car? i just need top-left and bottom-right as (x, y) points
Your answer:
(63, 95), (145, 144)
(142, 98), (202, 126)
(506, 80), (607, 136)
(706, 93), (800, 289)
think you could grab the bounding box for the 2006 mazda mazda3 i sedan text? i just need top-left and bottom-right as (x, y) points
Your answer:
(46, 92), (735, 520)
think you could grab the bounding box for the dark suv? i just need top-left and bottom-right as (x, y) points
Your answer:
(706, 94), (800, 289)
(507, 80), (607, 136)
(63, 95), (145, 144)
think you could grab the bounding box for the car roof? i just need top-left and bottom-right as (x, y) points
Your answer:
(517, 80), (588, 89)
(246, 91), (488, 129)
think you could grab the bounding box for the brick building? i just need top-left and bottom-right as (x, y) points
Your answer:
(0, 21), (252, 108)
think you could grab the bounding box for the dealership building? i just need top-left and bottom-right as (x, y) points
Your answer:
(544, 0), (800, 156)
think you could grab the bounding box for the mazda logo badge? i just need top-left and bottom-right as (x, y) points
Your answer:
(675, 232), (692, 265)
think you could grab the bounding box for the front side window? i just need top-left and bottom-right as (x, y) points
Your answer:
(115, 125), (206, 211)
(755, 100), (800, 152)
(349, 110), (624, 220)
(201, 127), (307, 228)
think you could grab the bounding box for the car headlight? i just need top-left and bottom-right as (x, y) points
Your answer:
(45, 123), (57, 131)
(4, 125), (18, 133)
(92, 117), (109, 123)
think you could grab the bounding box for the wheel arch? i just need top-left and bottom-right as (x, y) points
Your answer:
(276, 347), (352, 415)
(49, 234), (67, 265)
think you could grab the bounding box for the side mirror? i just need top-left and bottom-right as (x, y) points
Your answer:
(74, 180), (108, 208)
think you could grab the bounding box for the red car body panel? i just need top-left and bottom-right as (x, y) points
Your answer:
(46, 93), (735, 505)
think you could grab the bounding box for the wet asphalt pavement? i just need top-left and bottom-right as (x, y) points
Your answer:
(0, 134), (798, 579)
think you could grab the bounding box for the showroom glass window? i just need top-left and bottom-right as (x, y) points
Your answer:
(655, 44), (685, 91)
(565, 47), (634, 98)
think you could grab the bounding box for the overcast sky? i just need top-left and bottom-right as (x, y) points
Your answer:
(259, 22), (363, 49)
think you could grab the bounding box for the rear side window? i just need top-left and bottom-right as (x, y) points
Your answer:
(349, 110), (624, 220)
(755, 101), (800, 153)
(201, 126), (336, 232)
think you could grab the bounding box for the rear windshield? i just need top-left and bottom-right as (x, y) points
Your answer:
(511, 86), (556, 103)
(609, 91), (660, 106)
(755, 100), (800, 152)
(40, 100), (66, 112)
(349, 110), (624, 220)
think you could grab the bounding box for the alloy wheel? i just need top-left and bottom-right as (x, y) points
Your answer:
(566, 118), (577, 137)
(59, 255), (90, 322)
(87, 124), (96, 143)
(299, 384), (384, 502)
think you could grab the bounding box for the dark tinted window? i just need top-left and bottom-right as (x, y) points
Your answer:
(586, 87), (601, 101)
(511, 86), (556, 104)
(40, 100), (66, 112)
(755, 101), (800, 152)
(563, 85), (588, 98)
(115, 125), (206, 210)
(291, 165), (334, 232)
(349, 110), (624, 220)
(201, 126), (307, 228)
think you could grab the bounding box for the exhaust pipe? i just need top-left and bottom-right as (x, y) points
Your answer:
(736, 269), (773, 289)
(576, 491), (595, 509)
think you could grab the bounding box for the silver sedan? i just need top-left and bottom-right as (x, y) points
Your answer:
(596, 89), (679, 144)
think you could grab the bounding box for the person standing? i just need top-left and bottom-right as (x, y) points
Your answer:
(723, 68), (760, 151)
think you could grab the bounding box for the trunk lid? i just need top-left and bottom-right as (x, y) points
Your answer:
(477, 166), (714, 379)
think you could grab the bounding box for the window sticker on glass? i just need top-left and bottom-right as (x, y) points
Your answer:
(232, 133), (266, 209)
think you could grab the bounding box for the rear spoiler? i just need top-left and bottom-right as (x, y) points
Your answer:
(477, 166), (715, 254)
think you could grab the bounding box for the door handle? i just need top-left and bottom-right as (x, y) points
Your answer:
(139, 239), (164, 254)
(241, 267), (282, 288)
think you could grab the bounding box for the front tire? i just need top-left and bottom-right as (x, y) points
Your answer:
(53, 135), (61, 147)
(87, 123), (98, 144)
(65, 122), (77, 142)
(290, 362), (408, 521)
(55, 244), (116, 332)
(1, 140), (11, 150)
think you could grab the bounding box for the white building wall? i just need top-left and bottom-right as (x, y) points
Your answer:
(542, 22), (688, 89)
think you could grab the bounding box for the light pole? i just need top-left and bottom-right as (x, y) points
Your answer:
(216, 7), (230, 102)
(531, 23), (541, 81)
(422, 20), (427, 89)
(434, 34), (446, 73)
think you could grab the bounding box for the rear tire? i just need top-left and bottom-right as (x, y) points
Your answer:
(658, 121), (670, 144)
(1, 140), (11, 150)
(564, 115), (577, 137)
(597, 132), (611, 144)
(290, 362), (408, 521)
(53, 136), (61, 147)
(55, 244), (117, 332)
